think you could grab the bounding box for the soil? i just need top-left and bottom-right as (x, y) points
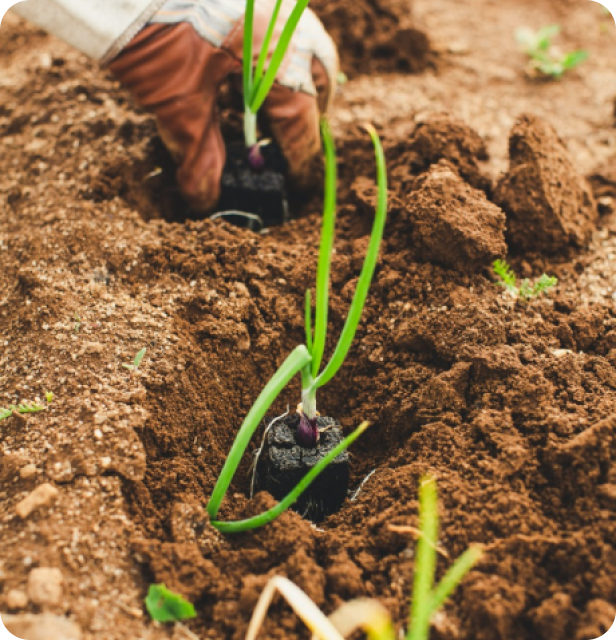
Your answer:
(1, 1), (616, 640)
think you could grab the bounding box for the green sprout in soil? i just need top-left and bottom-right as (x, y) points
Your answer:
(145, 583), (196, 623)
(515, 25), (588, 78)
(243, 0), (310, 168)
(0, 402), (46, 421)
(123, 347), (146, 371)
(206, 121), (388, 533)
(493, 259), (557, 301)
(45, 391), (54, 404)
(246, 477), (482, 640)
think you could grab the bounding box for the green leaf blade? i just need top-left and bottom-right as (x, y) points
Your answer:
(430, 545), (483, 614)
(311, 118), (338, 378)
(316, 124), (388, 389)
(252, 0), (285, 93)
(304, 289), (313, 354)
(249, 0), (311, 113)
(243, 0), (256, 104)
(145, 584), (196, 623)
(133, 347), (147, 368)
(207, 345), (312, 520)
(408, 477), (439, 640)
(562, 49), (589, 70)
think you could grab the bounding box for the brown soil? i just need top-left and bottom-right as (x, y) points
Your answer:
(1, 1), (616, 640)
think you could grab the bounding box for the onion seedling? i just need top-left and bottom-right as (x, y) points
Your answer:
(243, 0), (311, 167)
(206, 121), (388, 531)
(246, 477), (483, 640)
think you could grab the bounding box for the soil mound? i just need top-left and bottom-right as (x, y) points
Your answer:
(588, 155), (616, 215)
(406, 160), (506, 271)
(311, 0), (432, 75)
(390, 113), (492, 194)
(494, 114), (598, 254)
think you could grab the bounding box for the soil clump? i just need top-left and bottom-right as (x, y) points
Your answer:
(494, 114), (598, 254)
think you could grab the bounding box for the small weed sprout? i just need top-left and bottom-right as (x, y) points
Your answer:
(493, 259), (557, 301)
(145, 584), (196, 623)
(0, 402), (46, 421)
(45, 391), (54, 403)
(123, 347), (146, 371)
(205, 122), (388, 533)
(74, 312), (82, 334)
(246, 477), (482, 640)
(515, 25), (588, 78)
(243, 0), (311, 167)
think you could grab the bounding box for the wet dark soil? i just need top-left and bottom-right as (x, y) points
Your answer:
(1, 1), (616, 640)
(256, 415), (349, 522)
(217, 142), (289, 231)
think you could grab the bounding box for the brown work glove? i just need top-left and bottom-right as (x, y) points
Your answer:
(108, 2), (338, 214)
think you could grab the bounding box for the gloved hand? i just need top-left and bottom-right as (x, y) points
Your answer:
(108, 0), (339, 214)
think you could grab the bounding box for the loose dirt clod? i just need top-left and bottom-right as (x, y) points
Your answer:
(494, 114), (598, 253)
(27, 567), (64, 608)
(390, 113), (492, 194)
(5, 589), (29, 610)
(3, 613), (82, 640)
(15, 483), (59, 519)
(311, 0), (432, 75)
(406, 160), (506, 270)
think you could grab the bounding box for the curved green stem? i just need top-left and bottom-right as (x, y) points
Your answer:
(429, 545), (483, 614)
(207, 345), (312, 520)
(211, 421), (370, 533)
(311, 118), (337, 378)
(316, 125), (388, 389)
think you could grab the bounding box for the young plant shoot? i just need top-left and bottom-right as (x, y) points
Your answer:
(298, 121), (387, 447)
(243, 0), (310, 168)
(245, 477), (482, 640)
(515, 25), (588, 79)
(0, 402), (46, 421)
(493, 259), (557, 301)
(145, 584), (196, 623)
(206, 121), (388, 532)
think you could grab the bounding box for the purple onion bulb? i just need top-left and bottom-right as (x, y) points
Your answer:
(296, 414), (319, 448)
(248, 144), (265, 171)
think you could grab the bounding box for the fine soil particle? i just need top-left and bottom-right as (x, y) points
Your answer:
(2, 1), (616, 640)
